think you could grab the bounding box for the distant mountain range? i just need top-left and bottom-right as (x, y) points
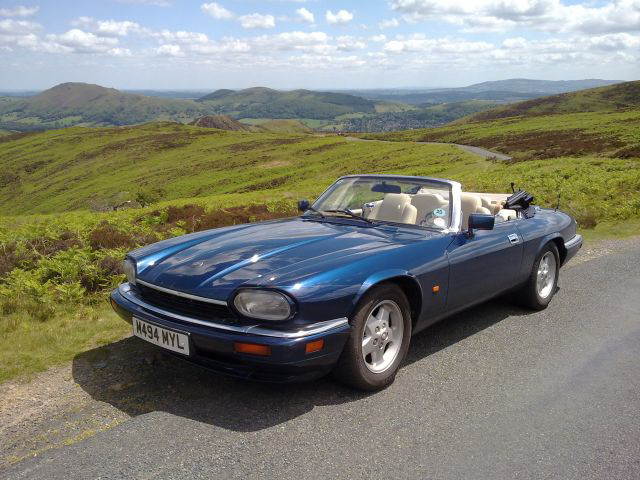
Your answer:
(0, 78), (626, 133)
(340, 79), (623, 105)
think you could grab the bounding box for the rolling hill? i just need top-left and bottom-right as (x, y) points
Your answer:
(0, 83), (212, 130)
(364, 80), (640, 160)
(469, 80), (640, 121)
(197, 87), (377, 119)
(189, 115), (249, 131)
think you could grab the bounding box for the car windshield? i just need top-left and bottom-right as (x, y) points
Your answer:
(309, 176), (452, 230)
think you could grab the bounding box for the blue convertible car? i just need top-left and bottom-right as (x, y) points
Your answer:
(110, 175), (582, 390)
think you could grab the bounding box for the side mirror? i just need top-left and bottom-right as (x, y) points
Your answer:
(467, 213), (495, 237)
(297, 199), (310, 212)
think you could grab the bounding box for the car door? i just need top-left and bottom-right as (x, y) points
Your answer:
(445, 221), (523, 312)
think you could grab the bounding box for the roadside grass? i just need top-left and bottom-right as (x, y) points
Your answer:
(0, 303), (129, 383)
(1, 123), (639, 383)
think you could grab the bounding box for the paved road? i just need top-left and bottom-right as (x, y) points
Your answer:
(344, 136), (513, 161)
(3, 242), (639, 479)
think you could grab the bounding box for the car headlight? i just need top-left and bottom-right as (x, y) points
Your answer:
(123, 257), (136, 285)
(233, 289), (292, 321)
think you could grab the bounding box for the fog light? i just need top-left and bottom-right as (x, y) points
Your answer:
(305, 339), (324, 354)
(234, 342), (271, 356)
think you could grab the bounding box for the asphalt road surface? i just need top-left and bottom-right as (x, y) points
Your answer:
(3, 241), (639, 480)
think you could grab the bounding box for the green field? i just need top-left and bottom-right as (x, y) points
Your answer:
(2, 82), (640, 382)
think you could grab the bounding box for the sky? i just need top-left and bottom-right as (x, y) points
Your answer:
(0, 0), (639, 90)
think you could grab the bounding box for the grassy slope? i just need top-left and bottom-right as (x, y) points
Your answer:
(0, 123), (480, 215)
(1, 117), (639, 382)
(239, 118), (313, 133)
(362, 81), (640, 160)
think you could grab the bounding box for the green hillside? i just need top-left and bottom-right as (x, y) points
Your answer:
(363, 81), (640, 159)
(248, 119), (313, 133)
(0, 83), (212, 130)
(470, 80), (640, 121)
(1, 121), (639, 381)
(198, 87), (377, 119)
(0, 122), (476, 215)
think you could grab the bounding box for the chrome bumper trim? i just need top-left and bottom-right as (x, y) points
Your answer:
(118, 284), (348, 338)
(564, 234), (583, 250)
(136, 279), (227, 306)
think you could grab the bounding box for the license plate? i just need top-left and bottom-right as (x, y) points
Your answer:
(132, 317), (190, 355)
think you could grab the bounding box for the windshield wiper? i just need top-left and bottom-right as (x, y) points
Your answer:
(323, 209), (375, 224)
(302, 206), (325, 218)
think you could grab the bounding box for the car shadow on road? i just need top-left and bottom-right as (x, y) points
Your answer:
(72, 298), (531, 432)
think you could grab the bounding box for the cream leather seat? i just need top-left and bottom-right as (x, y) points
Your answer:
(496, 209), (517, 222)
(369, 193), (417, 224)
(461, 193), (481, 230)
(411, 193), (448, 225)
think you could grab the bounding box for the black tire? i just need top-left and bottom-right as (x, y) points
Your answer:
(332, 284), (412, 391)
(514, 242), (560, 310)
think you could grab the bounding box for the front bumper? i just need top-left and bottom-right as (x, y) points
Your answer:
(110, 284), (350, 382)
(563, 234), (583, 265)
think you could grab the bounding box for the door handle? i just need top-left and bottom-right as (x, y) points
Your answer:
(508, 233), (520, 245)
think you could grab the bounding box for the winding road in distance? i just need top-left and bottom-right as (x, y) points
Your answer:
(343, 135), (514, 161)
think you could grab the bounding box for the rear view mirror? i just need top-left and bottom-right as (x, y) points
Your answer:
(468, 213), (495, 237)
(297, 199), (310, 212)
(371, 182), (401, 194)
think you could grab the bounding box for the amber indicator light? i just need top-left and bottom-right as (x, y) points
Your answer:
(305, 339), (325, 354)
(432, 285), (440, 293)
(234, 342), (272, 356)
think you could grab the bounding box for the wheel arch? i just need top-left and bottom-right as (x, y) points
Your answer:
(538, 233), (566, 265)
(352, 270), (423, 327)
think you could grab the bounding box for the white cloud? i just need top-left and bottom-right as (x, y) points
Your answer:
(326, 9), (354, 25)
(371, 34), (387, 42)
(390, 0), (640, 34)
(0, 5), (39, 17)
(201, 2), (234, 20)
(72, 17), (143, 37)
(0, 18), (42, 51)
(0, 18), (41, 35)
(336, 35), (366, 51)
(379, 18), (399, 29)
(46, 29), (120, 54)
(115, 0), (171, 6)
(157, 29), (210, 44)
(383, 34), (493, 54)
(296, 7), (315, 23)
(155, 43), (184, 56)
(239, 13), (276, 29)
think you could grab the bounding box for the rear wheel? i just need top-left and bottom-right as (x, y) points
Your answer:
(332, 284), (412, 391)
(515, 242), (559, 310)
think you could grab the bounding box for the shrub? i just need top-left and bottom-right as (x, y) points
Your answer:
(88, 223), (135, 250)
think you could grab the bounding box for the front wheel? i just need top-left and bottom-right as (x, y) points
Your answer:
(515, 242), (560, 310)
(332, 284), (412, 391)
